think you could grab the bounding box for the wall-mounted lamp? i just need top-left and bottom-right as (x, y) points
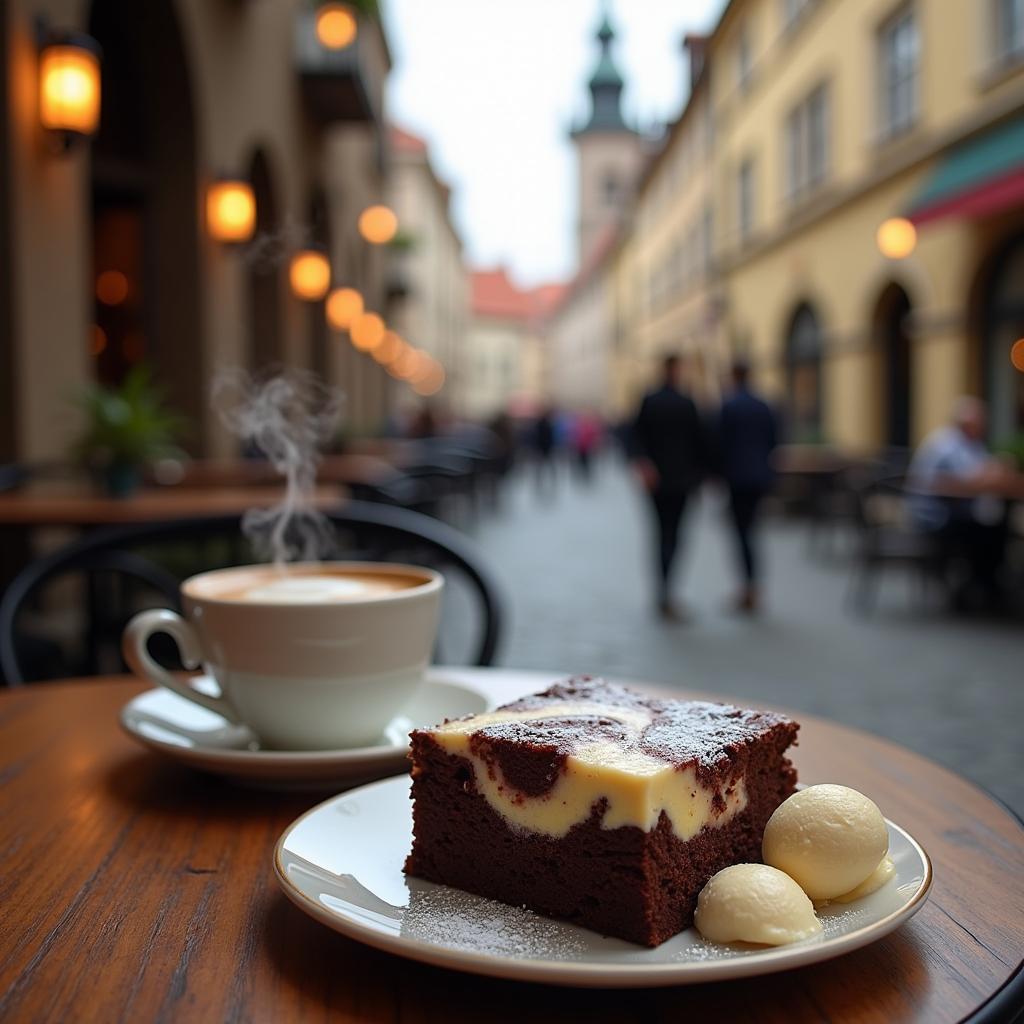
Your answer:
(350, 311), (386, 351)
(389, 345), (423, 380)
(38, 26), (102, 151)
(316, 3), (358, 50)
(412, 359), (445, 397)
(1011, 338), (1024, 373)
(289, 250), (331, 301)
(326, 287), (364, 330)
(207, 179), (256, 243)
(373, 330), (403, 364)
(876, 217), (916, 260)
(358, 205), (398, 245)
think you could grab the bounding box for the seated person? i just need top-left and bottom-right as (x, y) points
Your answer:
(908, 396), (1015, 608)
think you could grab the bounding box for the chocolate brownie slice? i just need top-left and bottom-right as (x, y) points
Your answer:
(404, 676), (798, 946)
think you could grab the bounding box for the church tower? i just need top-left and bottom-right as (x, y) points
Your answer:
(570, 6), (644, 268)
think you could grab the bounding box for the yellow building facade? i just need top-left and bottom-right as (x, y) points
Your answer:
(387, 127), (468, 415)
(614, 0), (1024, 451)
(612, 44), (719, 417)
(713, 0), (1024, 450)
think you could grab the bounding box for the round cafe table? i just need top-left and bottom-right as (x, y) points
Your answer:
(0, 670), (1021, 1023)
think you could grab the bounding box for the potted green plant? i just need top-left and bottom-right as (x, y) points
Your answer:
(74, 365), (187, 497)
(995, 434), (1024, 471)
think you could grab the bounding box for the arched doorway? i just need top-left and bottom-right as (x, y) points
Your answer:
(785, 303), (824, 442)
(983, 233), (1024, 442)
(248, 149), (283, 372)
(88, 0), (202, 443)
(872, 283), (913, 448)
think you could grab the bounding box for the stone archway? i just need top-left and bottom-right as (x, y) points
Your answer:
(88, 0), (203, 447)
(871, 282), (914, 449)
(784, 302), (824, 442)
(247, 148), (283, 373)
(981, 233), (1024, 441)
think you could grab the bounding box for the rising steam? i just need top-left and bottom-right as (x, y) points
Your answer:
(213, 369), (344, 565)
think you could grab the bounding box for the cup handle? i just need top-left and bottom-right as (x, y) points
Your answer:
(122, 608), (240, 723)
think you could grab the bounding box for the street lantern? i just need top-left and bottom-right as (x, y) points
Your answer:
(876, 218), (917, 260)
(358, 205), (398, 245)
(373, 330), (403, 364)
(391, 345), (423, 380)
(289, 250), (331, 301)
(326, 287), (363, 330)
(316, 3), (358, 50)
(39, 33), (101, 148)
(412, 360), (445, 396)
(350, 311), (386, 351)
(1011, 338), (1024, 373)
(206, 179), (256, 243)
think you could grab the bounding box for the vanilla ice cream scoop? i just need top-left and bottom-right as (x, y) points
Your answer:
(694, 864), (822, 946)
(762, 784), (889, 901)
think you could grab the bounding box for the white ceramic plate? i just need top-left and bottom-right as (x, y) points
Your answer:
(119, 671), (490, 790)
(274, 775), (933, 987)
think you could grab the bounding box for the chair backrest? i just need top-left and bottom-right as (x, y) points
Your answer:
(0, 500), (504, 685)
(852, 473), (912, 533)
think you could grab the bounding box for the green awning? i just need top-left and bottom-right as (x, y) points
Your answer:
(908, 114), (1024, 225)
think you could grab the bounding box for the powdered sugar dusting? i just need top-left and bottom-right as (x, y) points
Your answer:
(440, 676), (797, 784)
(402, 885), (591, 960)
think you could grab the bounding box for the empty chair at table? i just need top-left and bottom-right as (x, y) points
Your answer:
(0, 502), (503, 685)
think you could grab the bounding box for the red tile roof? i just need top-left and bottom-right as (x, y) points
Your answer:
(470, 268), (566, 324)
(391, 125), (428, 155)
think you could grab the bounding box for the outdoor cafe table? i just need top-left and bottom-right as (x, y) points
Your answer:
(168, 455), (398, 492)
(1, 669), (1022, 1023)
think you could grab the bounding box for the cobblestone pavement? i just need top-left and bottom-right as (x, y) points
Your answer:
(467, 456), (1024, 815)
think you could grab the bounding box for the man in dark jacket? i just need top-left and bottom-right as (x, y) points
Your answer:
(717, 359), (778, 613)
(631, 354), (706, 620)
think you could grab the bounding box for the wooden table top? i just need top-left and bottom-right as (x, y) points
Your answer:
(1, 670), (1021, 1023)
(169, 455), (398, 490)
(0, 483), (346, 527)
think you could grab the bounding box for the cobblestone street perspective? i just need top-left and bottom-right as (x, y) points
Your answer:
(468, 457), (1024, 815)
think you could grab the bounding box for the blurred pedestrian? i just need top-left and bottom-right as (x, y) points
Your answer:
(716, 359), (778, 614)
(532, 406), (557, 497)
(630, 354), (707, 621)
(572, 410), (603, 482)
(487, 411), (517, 478)
(908, 396), (1018, 610)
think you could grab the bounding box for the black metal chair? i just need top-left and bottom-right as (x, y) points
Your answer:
(845, 476), (947, 614)
(0, 501), (504, 685)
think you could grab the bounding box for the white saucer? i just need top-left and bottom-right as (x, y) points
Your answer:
(119, 671), (490, 790)
(274, 775), (933, 987)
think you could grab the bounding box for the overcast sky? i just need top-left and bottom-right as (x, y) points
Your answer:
(382, 0), (726, 288)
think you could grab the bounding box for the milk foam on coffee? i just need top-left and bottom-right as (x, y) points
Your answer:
(186, 565), (428, 604)
(239, 575), (401, 603)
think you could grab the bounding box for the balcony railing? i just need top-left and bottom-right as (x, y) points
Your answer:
(294, 10), (382, 125)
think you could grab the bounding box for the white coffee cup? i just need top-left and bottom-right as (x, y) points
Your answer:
(122, 561), (443, 750)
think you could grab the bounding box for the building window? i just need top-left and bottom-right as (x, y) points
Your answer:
(992, 0), (1024, 64)
(878, 7), (919, 140)
(736, 24), (753, 91)
(738, 157), (755, 243)
(603, 172), (620, 205)
(785, 82), (829, 201)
